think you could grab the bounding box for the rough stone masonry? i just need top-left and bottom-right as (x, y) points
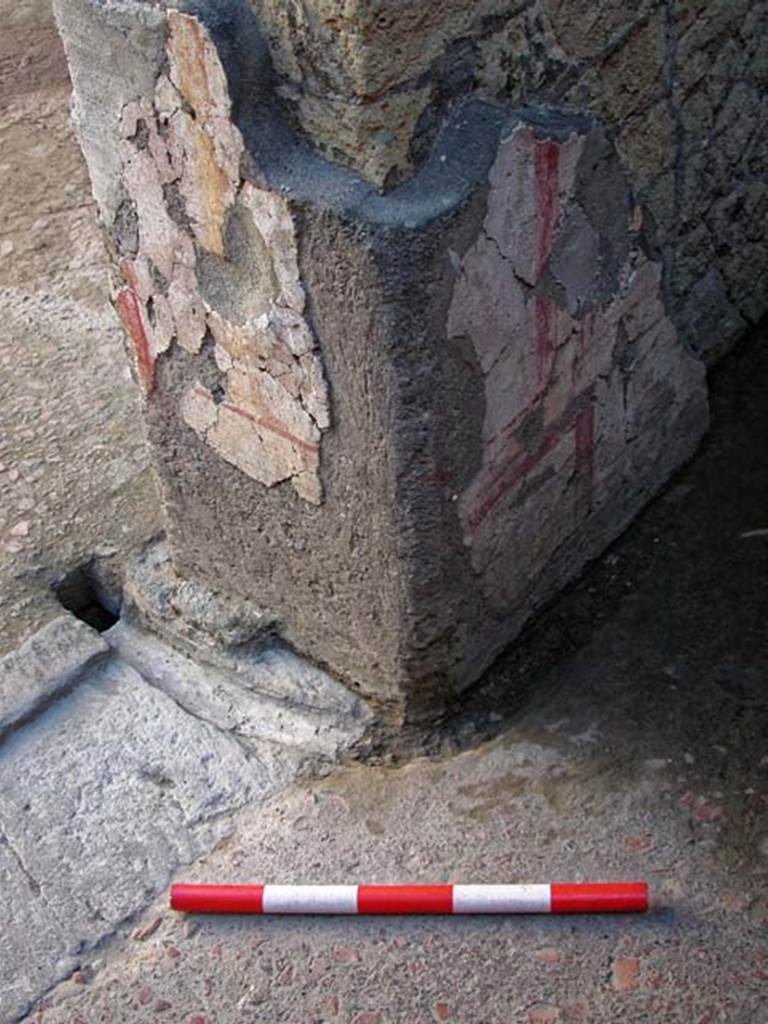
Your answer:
(53, 0), (765, 721)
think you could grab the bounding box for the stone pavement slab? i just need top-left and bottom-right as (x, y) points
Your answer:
(0, 598), (372, 1019)
(0, 652), (283, 1021)
(0, 613), (372, 1023)
(0, 614), (108, 734)
(108, 620), (372, 759)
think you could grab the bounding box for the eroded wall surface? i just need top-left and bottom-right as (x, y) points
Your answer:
(255, 0), (767, 360)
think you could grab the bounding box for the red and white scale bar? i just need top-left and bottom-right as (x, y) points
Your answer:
(171, 883), (648, 915)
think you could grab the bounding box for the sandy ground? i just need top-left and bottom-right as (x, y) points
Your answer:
(0, 0), (161, 657)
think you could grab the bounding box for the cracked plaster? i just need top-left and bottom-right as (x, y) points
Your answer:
(114, 11), (330, 505)
(448, 121), (707, 609)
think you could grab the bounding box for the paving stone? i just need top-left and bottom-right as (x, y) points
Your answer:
(0, 652), (291, 1022)
(106, 618), (373, 759)
(0, 615), (108, 735)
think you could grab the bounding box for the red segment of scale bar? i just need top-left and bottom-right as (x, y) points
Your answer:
(357, 885), (454, 914)
(550, 882), (648, 913)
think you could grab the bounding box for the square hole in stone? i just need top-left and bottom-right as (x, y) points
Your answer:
(53, 565), (119, 632)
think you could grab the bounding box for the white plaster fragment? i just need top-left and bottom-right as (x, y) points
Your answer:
(150, 291), (175, 355)
(128, 254), (153, 304)
(154, 72), (179, 119)
(166, 12), (233, 125)
(120, 103), (179, 282)
(165, 107), (235, 256)
(241, 184), (307, 314)
(180, 383), (218, 434)
(204, 399), (320, 501)
(259, 307), (315, 358)
(299, 352), (332, 430)
(168, 263), (207, 354)
(207, 310), (278, 371)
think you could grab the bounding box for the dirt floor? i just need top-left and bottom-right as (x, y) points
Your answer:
(1, 3), (767, 1022)
(0, 0), (160, 658)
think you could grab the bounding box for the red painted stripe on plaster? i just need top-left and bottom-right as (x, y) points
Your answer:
(467, 393), (588, 533)
(119, 258), (140, 293)
(115, 286), (154, 395)
(534, 138), (560, 277)
(221, 402), (318, 453)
